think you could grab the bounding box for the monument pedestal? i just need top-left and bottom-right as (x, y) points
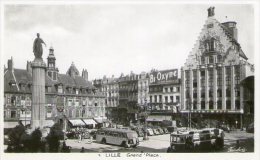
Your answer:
(31, 58), (46, 130)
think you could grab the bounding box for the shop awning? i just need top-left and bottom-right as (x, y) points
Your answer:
(94, 117), (108, 123)
(146, 115), (172, 122)
(4, 121), (19, 128)
(68, 119), (86, 127)
(82, 119), (97, 125)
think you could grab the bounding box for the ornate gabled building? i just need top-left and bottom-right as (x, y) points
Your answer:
(4, 46), (106, 129)
(181, 7), (254, 128)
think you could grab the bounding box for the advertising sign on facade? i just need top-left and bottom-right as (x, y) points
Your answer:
(149, 69), (178, 84)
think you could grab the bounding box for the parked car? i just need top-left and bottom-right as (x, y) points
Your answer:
(153, 128), (160, 135)
(147, 128), (154, 136)
(158, 128), (164, 134)
(246, 123), (254, 133)
(162, 128), (169, 134)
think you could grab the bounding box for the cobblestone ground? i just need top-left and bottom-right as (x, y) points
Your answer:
(66, 130), (254, 153)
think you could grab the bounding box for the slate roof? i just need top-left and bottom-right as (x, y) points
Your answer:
(4, 68), (96, 94)
(220, 23), (248, 60)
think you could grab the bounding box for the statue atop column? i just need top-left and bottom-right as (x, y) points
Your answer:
(207, 6), (215, 17)
(33, 33), (46, 59)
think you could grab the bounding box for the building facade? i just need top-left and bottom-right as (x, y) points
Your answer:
(4, 47), (106, 129)
(147, 69), (180, 126)
(180, 7), (254, 128)
(137, 72), (149, 107)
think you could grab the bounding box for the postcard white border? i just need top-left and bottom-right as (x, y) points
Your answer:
(0, 0), (259, 160)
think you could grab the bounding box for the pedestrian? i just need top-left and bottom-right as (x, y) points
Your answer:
(89, 136), (93, 144)
(78, 133), (82, 143)
(80, 147), (85, 153)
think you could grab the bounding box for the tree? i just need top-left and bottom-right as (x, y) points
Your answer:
(46, 123), (64, 152)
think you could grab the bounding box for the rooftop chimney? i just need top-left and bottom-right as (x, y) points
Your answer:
(82, 69), (88, 81)
(7, 57), (14, 71)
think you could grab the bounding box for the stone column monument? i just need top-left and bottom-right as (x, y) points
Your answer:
(31, 33), (47, 130)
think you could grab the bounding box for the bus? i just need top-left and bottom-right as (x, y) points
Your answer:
(167, 128), (224, 152)
(96, 128), (139, 148)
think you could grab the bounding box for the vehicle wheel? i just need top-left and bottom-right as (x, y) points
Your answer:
(101, 138), (106, 144)
(121, 141), (128, 148)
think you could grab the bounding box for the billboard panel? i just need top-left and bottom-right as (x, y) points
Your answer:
(149, 69), (178, 84)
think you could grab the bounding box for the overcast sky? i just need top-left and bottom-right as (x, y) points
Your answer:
(3, 3), (254, 80)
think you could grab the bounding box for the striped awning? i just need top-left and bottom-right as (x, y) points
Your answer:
(94, 117), (108, 123)
(68, 119), (85, 127)
(82, 119), (97, 125)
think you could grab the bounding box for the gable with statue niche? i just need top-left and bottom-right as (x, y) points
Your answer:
(183, 18), (239, 70)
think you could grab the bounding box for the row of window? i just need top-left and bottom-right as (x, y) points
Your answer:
(56, 86), (95, 95)
(187, 100), (240, 110)
(186, 88), (240, 99)
(150, 95), (180, 103)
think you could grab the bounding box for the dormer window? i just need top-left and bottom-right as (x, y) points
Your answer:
(58, 86), (63, 93)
